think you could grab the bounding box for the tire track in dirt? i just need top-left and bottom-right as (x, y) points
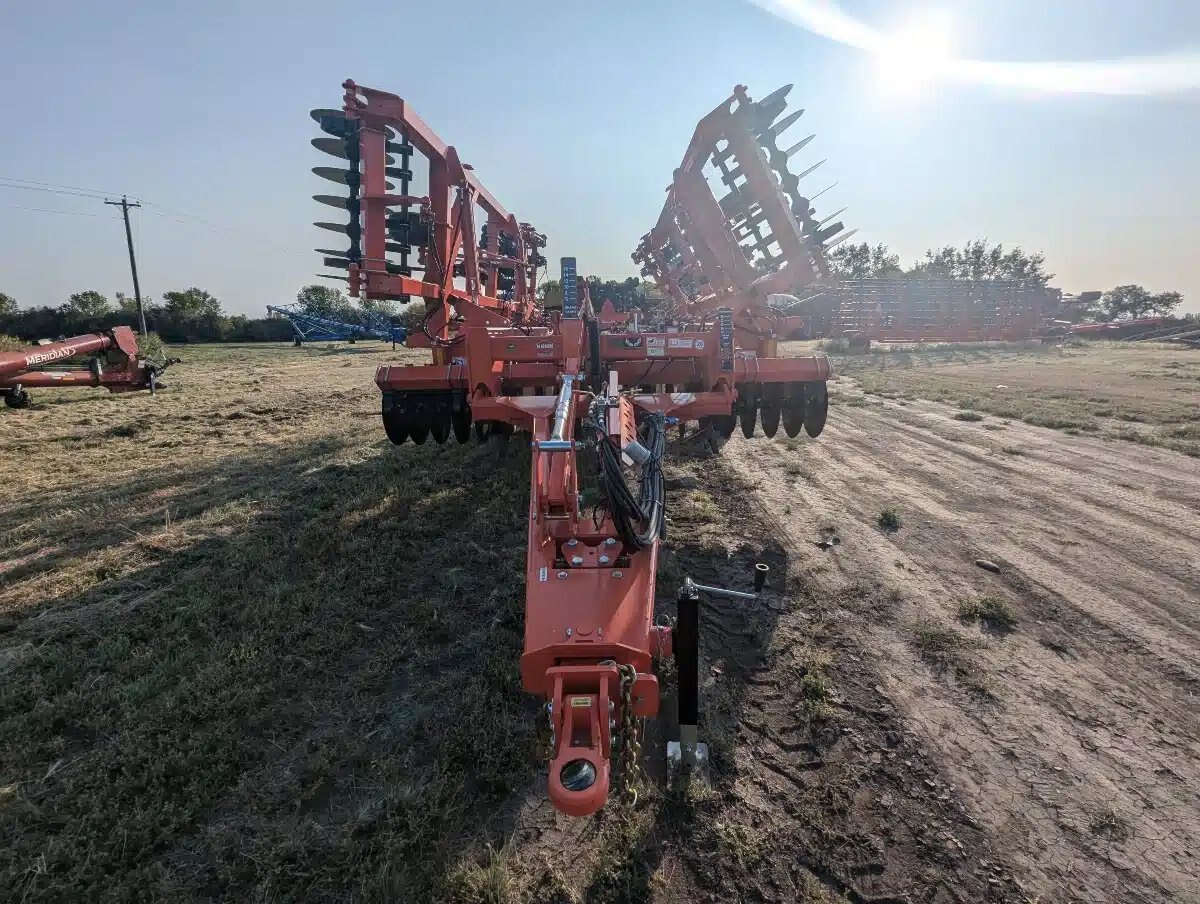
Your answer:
(722, 400), (1200, 904)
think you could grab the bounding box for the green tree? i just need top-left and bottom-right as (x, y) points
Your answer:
(162, 287), (222, 319)
(62, 290), (111, 317)
(827, 242), (902, 279)
(295, 283), (354, 321)
(1148, 290), (1184, 318)
(910, 240), (1051, 285)
(359, 297), (397, 319)
(1101, 285), (1152, 320)
(0, 292), (17, 319)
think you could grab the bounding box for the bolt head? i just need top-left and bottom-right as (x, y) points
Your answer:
(557, 570), (568, 579)
(599, 555), (610, 565)
(605, 537), (617, 546)
(611, 570), (623, 578)
(567, 538), (579, 547)
(571, 555), (584, 566)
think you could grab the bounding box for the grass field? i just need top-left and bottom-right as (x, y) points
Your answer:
(808, 340), (1200, 456)
(3, 340), (1198, 902)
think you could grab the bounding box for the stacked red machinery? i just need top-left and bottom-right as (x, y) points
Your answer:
(792, 278), (1064, 345)
(311, 81), (839, 816)
(0, 327), (173, 409)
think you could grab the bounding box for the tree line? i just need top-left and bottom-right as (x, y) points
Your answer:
(0, 284), (406, 343)
(1, 241), (1188, 343)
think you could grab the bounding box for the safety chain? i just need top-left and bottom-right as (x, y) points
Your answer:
(615, 663), (643, 807)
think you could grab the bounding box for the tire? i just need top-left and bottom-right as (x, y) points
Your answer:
(3, 390), (31, 410)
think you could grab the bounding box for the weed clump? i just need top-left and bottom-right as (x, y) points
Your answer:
(953, 411), (984, 422)
(959, 596), (1018, 633)
(877, 508), (902, 531)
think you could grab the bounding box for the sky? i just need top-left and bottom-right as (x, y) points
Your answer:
(1, 0), (1198, 316)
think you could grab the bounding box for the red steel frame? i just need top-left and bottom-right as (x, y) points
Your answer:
(0, 326), (166, 406)
(315, 81), (836, 816)
(633, 84), (850, 360)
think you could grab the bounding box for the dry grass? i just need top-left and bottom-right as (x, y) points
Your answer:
(0, 342), (551, 901)
(804, 342), (1200, 456)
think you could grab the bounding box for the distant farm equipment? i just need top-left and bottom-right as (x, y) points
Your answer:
(0, 326), (176, 409)
(309, 79), (841, 816)
(265, 303), (406, 346)
(788, 277), (1063, 345)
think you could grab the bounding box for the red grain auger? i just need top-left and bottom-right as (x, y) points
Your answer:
(0, 326), (175, 409)
(312, 81), (843, 816)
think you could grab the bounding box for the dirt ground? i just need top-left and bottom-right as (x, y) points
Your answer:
(1, 341), (1198, 902)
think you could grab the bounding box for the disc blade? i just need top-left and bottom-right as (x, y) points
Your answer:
(312, 137), (394, 164)
(313, 166), (356, 186)
(310, 108), (347, 125)
(822, 227), (859, 250)
(314, 194), (349, 210)
(315, 247), (352, 257)
(817, 206), (847, 228)
(783, 134), (816, 157)
(795, 159), (826, 180)
(768, 108), (805, 137)
(314, 221), (352, 234)
(311, 137), (349, 159)
(759, 84), (793, 108)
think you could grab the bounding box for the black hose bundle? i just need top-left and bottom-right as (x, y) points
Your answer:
(588, 411), (666, 551)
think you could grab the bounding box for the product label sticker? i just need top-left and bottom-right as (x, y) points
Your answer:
(668, 337), (693, 349)
(647, 346), (665, 357)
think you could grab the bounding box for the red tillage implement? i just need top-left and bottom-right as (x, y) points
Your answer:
(0, 326), (174, 409)
(312, 81), (842, 816)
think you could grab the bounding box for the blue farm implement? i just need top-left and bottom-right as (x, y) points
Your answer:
(266, 303), (406, 346)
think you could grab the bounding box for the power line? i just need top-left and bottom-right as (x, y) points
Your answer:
(0, 176), (128, 198)
(0, 174), (314, 258)
(0, 203), (106, 217)
(0, 180), (115, 201)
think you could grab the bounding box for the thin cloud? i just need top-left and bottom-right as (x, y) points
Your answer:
(752, 0), (1200, 95)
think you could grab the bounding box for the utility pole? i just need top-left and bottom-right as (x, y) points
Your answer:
(105, 196), (146, 335)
